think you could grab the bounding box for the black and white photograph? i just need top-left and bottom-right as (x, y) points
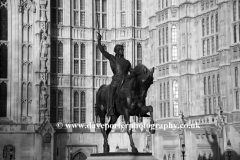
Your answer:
(0, 0), (240, 159)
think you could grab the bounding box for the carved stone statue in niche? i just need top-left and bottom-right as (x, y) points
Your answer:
(42, 68), (48, 85)
(3, 145), (15, 160)
(40, 33), (50, 58)
(41, 86), (48, 108)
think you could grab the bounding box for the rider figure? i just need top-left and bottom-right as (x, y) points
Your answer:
(97, 33), (133, 116)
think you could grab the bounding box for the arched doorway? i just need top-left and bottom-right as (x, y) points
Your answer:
(72, 152), (87, 160)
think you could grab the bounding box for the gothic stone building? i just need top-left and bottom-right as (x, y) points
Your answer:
(1, 0), (240, 160)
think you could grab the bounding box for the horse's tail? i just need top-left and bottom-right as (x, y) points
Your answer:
(95, 84), (107, 118)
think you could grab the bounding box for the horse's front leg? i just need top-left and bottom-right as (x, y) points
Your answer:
(148, 105), (156, 134)
(139, 105), (156, 134)
(99, 115), (109, 153)
(124, 109), (138, 153)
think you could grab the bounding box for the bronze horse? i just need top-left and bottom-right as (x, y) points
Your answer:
(95, 64), (155, 153)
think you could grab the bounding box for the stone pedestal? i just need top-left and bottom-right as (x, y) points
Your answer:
(87, 152), (158, 160)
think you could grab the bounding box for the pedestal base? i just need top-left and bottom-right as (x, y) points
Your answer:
(87, 152), (157, 160)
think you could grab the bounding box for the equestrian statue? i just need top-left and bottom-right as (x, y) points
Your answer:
(95, 33), (155, 153)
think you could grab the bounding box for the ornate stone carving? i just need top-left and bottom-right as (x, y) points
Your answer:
(214, 109), (226, 138)
(38, 0), (49, 123)
(40, 33), (50, 58)
(18, 0), (36, 13)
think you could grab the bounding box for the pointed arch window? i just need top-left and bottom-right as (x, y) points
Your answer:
(96, 44), (107, 75)
(211, 37), (215, 54)
(163, 83), (166, 99)
(211, 15), (214, 34)
(136, 0), (141, 27)
(201, 0), (204, 11)
(102, 46), (107, 75)
(166, 47), (169, 62)
(213, 75), (216, 93)
(166, 27), (168, 44)
(235, 67), (238, 87)
(51, 41), (63, 73)
(73, 0), (85, 26)
(137, 43), (142, 64)
(206, 16), (209, 35)
(74, 92), (79, 123)
(51, 0), (63, 24)
(202, 18), (205, 37)
(173, 80), (178, 98)
(160, 83), (162, 100)
(209, 98), (212, 114)
(0, 44), (8, 78)
(80, 43), (86, 74)
(49, 90), (63, 123)
(80, 92), (86, 123)
(234, 25), (237, 43)
(173, 101), (178, 117)
(167, 81), (169, 99)
(159, 49), (161, 64)
(204, 98), (207, 114)
(58, 42), (63, 73)
(172, 45), (177, 61)
(74, 43), (79, 74)
(0, 82), (7, 117)
(217, 74), (220, 93)
(162, 28), (165, 45)
(215, 13), (218, 32)
(164, 103), (166, 117)
(168, 102), (170, 117)
(159, 29), (161, 46)
(160, 103), (162, 118)
(236, 91), (239, 109)
(50, 90), (57, 123)
(171, 25), (177, 43)
(238, 0), (240, 20)
(96, 0), (107, 28)
(233, 0), (237, 21)
(0, 1), (7, 40)
(120, 0), (126, 27)
(204, 77), (207, 95)
(58, 91), (63, 122)
(208, 76), (211, 94)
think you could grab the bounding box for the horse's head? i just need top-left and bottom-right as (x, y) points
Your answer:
(132, 64), (154, 100)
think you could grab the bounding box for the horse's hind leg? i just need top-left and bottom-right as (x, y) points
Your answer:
(124, 109), (138, 153)
(106, 115), (119, 138)
(99, 112), (109, 153)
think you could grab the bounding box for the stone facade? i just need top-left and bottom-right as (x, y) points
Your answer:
(1, 0), (240, 160)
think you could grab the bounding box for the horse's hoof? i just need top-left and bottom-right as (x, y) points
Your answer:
(149, 127), (156, 134)
(132, 147), (138, 153)
(103, 144), (110, 153)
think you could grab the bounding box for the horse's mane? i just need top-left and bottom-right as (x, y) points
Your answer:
(131, 64), (149, 77)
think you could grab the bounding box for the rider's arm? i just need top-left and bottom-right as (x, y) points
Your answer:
(97, 33), (112, 60)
